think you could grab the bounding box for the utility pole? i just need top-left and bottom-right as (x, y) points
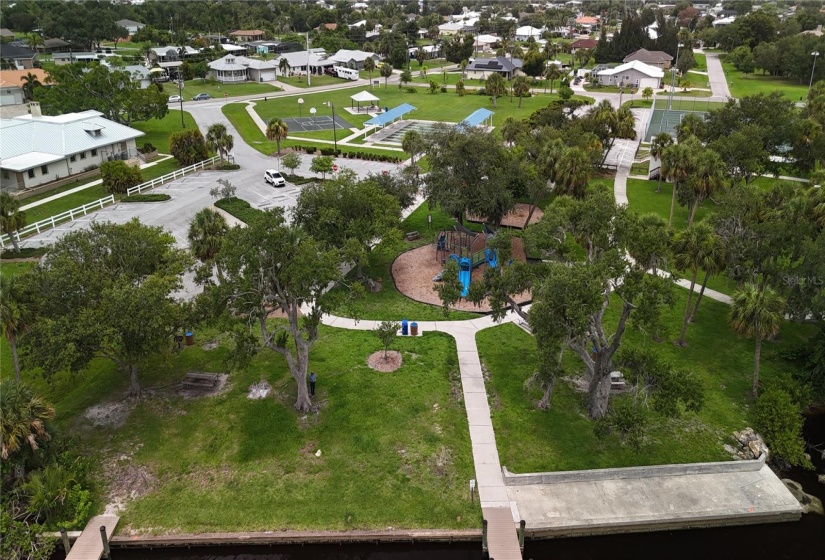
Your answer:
(306, 32), (311, 86)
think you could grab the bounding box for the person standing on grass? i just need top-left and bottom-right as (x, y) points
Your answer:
(309, 371), (316, 396)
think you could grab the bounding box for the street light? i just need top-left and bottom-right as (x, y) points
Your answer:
(667, 42), (682, 112)
(309, 107), (316, 127)
(325, 101), (338, 152)
(810, 51), (821, 96)
(298, 97), (304, 118)
(177, 80), (185, 128)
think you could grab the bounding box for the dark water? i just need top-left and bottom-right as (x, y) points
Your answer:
(54, 414), (825, 560)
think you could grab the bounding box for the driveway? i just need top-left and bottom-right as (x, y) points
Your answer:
(704, 51), (732, 100)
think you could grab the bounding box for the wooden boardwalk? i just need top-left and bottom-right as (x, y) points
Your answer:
(483, 507), (522, 560)
(65, 515), (119, 560)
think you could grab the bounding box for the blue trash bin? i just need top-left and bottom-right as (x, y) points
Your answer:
(401, 319), (409, 336)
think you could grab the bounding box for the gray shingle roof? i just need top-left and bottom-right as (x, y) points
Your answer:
(467, 56), (522, 72)
(0, 43), (36, 60)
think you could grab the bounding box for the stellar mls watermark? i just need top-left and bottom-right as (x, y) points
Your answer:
(782, 275), (824, 287)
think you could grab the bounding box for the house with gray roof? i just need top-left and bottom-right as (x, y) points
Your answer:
(466, 57), (523, 80)
(116, 19), (145, 35)
(208, 54), (278, 83)
(0, 43), (38, 69)
(328, 49), (380, 70)
(623, 48), (673, 69)
(0, 105), (144, 192)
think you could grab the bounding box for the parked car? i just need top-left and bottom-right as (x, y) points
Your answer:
(264, 169), (286, 187)
(192, 93), (211, 101)
(168, 94), (182, 103)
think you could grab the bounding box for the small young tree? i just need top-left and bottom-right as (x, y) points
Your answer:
(558, 83), (573, 100)
(380, 62), (393, 89)
(169, 129), (209, 166)
(512, 75), (531, 109)
(429, 79), (439, 93)
(456, 80), (465, 96)
(209, 178), (236, 201)
(0, 193), (27, 251)
(363, 56), (375, 86)
(101, 160), (142, 194)
(642, 86), (653, 104)
(485, 72), (506, 108)
(753, 387), (812, 468)
(281, 152), (301, 176)
(310, 155), (334, 179)
(374, 321), (400, 359)
(399, 68), (412, 88)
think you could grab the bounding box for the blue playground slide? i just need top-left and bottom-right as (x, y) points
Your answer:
(458, 257), (471, 297)
(485, 248), (498, 269)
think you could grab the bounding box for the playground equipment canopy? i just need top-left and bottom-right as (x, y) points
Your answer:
(461, 108), (494, 128)
(350, 90), (380, 112)
(364, 103), (416, 128)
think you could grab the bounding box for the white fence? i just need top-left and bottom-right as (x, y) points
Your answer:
(127, 156), (221, 195)
(0, 195), (115, 249)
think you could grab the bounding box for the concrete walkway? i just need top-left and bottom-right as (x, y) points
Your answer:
(704, 51), (732, 100)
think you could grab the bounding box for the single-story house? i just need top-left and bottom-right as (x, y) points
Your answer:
(229, 30), (265, 42)
(39, 38), (71, 53)
(575, 16), (599, 29)
(466, 57), (523, 80)
(208, 55), (279, 83)
(52, 51), (101, 65)
(438, 22), (467, 36)
(242, 40), (302, 55)
(316, 23), (337, 32)
(328, 49), (380, 70)
(148, 46), (199, 64)
(274, 50), (335, 77)
(0, 28), (15, 40)
(623, 48), (673, 69)
(409, 44), (442, 59)
(116, 19), (145, 35)
(474, 34), (500, 51)
(801, 25), (824, 37)
(596, 60), (663, 90)
(0, 105), (144, 193)
(570, 38), (598, 52)
(221, 43), (248, 54)
(203, 33), (228, 45)
(515, 26), (544, 41)
(123, 65), (152, 88)
(0, 44), (38, 69)
(0, 69), (48, 107)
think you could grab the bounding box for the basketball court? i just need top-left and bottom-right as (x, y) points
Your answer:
(282, 115), (352, 133)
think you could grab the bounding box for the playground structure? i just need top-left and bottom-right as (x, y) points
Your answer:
(436, 223), (499, 297)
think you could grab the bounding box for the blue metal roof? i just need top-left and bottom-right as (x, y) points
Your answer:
(461, 108), (494, 127)
(364, 103), (417, 127)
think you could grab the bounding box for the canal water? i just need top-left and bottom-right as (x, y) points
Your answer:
(56, 415), (825, 560)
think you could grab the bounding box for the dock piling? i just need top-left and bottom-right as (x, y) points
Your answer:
(100, 526), (111, 559)
(60, 528), (71, 555)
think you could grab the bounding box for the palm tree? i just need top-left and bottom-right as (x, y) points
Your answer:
(686, 150), (727, 226)
(512, 75), (531, 109)
(661, 142), (696, 227)
(688, 229), (726, 323)
(500, 116), (524, 146)
(650, 133), (674, 193)
(278, 57), (290, 78)
(459, 59), (468, 79)
(20, 72), (42, 102)
(188, 208), (228, 285)
(0, 275), (35, 382)
(642, 86), (653, 104)
(401, 130), (424, 165)
(0, 381), (54, 461)
(730, 284), (785, 397)
(675, 113), (705, 142)
(485, 72), (506, 108)
(379, 62), (393, 89)
(674, 221), (716, 346)
(26, 32), (44, 53)
(544, 65), (561, 93)
(0, 193), (27, 251)
(205, 123), (234, 166)
(555, 147), (591, 198)
(363, 56), (375, 87)
(266, 117), (289, 154)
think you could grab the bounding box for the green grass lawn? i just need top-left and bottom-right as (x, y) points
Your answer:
(721, 62), (811, 101)
(0, 261), (35, 278)
(630, 161), (650, 176)
(162, 80), (282, 101)
(8, 326), (478, 533)
(133, 111), (198, 153)
(332, 203), (482, 322)
(626, 178), (714, 231)
(693, 52), (707, 71)
(278, 75), (349, 88)
(478, 292), (813, 473)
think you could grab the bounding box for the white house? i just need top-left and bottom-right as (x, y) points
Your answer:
(438, 22), (466, 36)
(0, 105), (144, 192)
(208, 55), (278, 83)
(328, 49), (381, 70)
(116, 19), (145, 35)
(596, 60), (663, 90)
(274, 50), (335, 77)
(515, 26), (545, 41)
(147, 46), (199, 64)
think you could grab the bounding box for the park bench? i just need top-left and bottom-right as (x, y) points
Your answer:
(181, 372), (219, 389)
(405, 231), (420, 241)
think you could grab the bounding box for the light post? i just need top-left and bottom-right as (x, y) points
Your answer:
(178, 79), (185, 128)
(619, 86), (624, 107)
(325, 101), (338, 152)
(809, 51), (820, 96)
(668, 42), (682, 112)
(298, 97), (304, 118)
(309, 107), (316, 127)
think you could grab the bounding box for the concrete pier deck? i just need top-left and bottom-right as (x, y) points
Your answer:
(504, 457), (802, 538)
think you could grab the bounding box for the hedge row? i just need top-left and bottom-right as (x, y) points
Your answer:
(120, 194), (171, 203)
(214, 197), (265, 224)
(0, 247), (48, 260)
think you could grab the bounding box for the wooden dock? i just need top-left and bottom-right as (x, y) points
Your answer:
(483, 507), (522, 560)
(65, 515), (119, 560)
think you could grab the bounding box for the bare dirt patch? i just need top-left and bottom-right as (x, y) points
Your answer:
(466, 203), (544, 229)
(103, 450), (157, 516)
(367, 350), (403, 372)
(392, 241), (531, 312)
(83, 401), (134, 429)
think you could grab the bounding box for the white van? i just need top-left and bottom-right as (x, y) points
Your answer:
(334, 66), (360, 81)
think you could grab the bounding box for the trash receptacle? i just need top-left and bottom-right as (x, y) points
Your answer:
(410, 322), (418, 336)
(185, 331), (194, 346)
(401, 319), (408, 336)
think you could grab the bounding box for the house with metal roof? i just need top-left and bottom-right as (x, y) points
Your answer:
(147, 46), (199, 64)
(596, 60), (664, 90)
(328, 49), (380, 70)
(466, 57), (523, 80)
(0, 105), (144, 193)
(273, 50), (335, 78)
(116, 19), (145, 35)
(623, 48), (673, 69)
(208, 54), (278, 83)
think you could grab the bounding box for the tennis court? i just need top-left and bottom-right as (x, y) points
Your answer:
(282, 115), (352, 133)
(645, 109), (708, 141)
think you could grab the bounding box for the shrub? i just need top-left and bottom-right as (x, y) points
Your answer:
(120, 194), (171, 202)
(82, 164), (99, 172)
(169, 129), (209, 166)
(139, 142), (157, 154)
(477, 88), (487, 95)
(100, 160), (142, 194)
(214, 197), (264, 224)
(752, 387), (812, 468)
(440, 85), (447, 93)
(405, 87), (417, 93)
(216, 163), (240, 170)
(0, 247), (48, 260)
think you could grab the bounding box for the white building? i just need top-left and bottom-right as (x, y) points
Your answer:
(328, 49), (381, 70)
(274, 50), (335, 77)
(208, 55), (279, 83)
(116, 19), (145, 35)
(0, 106), (144, 192)
(596, 60), (664, 90)
(515, 26), (545, 41)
